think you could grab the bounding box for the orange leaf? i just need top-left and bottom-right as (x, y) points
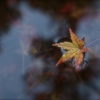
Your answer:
(52, 28), (88, 69)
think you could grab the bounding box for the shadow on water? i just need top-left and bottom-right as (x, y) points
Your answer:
(0, 0), (100, 100)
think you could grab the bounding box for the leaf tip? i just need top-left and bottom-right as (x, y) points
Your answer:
(69, 28), (74, 36)
(81, 37), (85, 41)
(55, 63), (58, 67)
(69, 28), (72, 33)
(56, 59), (62, 66)
(75, 64), (79, 70)
(83, 47), (89, 52)
(52, 44), (56, 46)
(56, 61), (60, 66)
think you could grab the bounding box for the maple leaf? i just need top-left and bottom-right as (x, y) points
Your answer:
(52, 28), (88, 69)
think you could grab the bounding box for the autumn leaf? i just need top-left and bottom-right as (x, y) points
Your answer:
(52, 28), (88, 69)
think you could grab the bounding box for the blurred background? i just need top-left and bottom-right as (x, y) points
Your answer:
(0, 0), (100, 100)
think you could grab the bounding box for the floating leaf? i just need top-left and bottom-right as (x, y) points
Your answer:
(52, 28), (88, 69)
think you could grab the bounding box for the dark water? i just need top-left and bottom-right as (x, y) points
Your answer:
(0, 0), (100, 100)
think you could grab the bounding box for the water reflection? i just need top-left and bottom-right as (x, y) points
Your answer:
(0, 0), (99, 100)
